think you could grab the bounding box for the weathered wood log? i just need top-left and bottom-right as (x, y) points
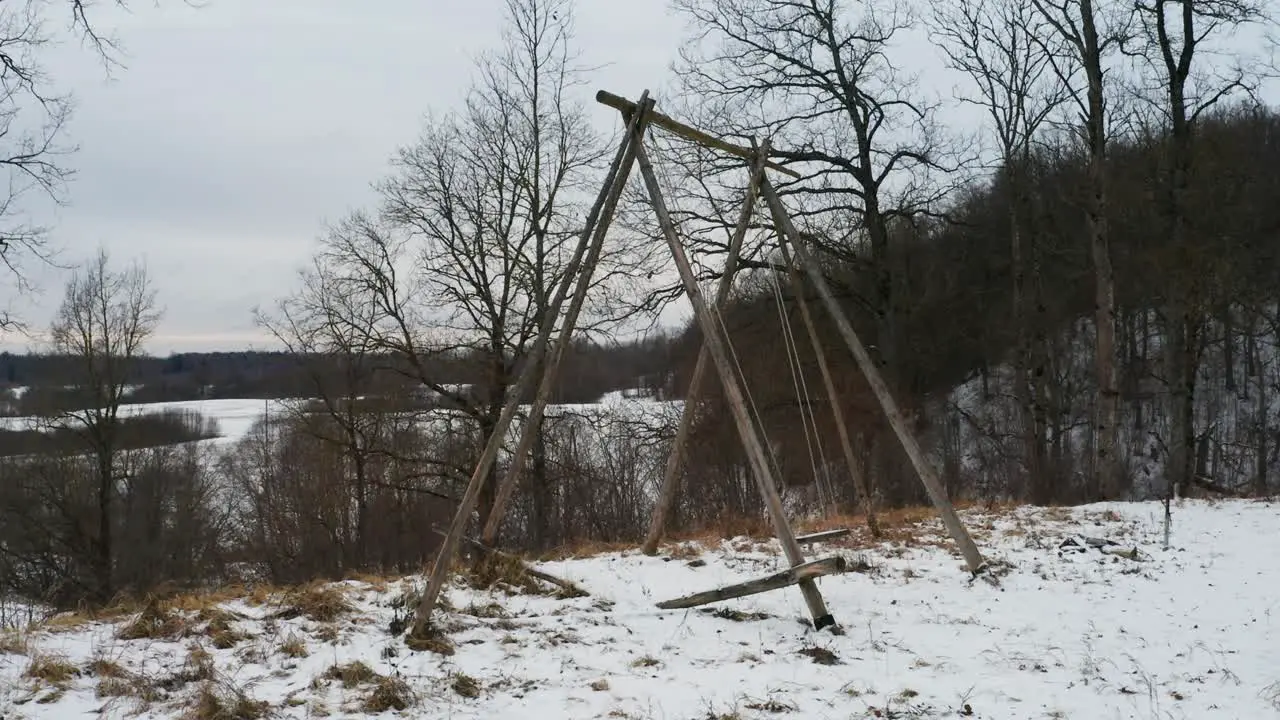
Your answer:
(656, 556), (848, 610)
(641, 140), (772, 556)
(431, 527), (589, 596)
(795, 528), (852, 545)
(595, 90), (801, 178)
(635, 139), (835, 630)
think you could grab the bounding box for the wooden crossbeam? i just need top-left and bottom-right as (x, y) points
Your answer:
(655, 556), (848, 610)
(595, 90), (801, 178)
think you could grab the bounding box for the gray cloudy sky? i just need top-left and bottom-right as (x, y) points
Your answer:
(2, 1), (1272, 355)
(0, 0), (685, 354)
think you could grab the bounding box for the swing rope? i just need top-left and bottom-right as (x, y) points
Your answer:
(767, 247), (834, 515)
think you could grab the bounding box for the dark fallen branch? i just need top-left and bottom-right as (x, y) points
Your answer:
(429, 526), (588, 597)
(656, 556), (848, 610)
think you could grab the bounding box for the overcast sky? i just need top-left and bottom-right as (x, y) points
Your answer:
(0, 0), (686, 354)
(0, 1), (1272, 356)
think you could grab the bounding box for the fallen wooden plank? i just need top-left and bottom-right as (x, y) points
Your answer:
(656, 556), (848, 610)
(430, 527), (588, 597)
(796, 528), (852, 545)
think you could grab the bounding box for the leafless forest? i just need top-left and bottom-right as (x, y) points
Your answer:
(1, 0), (1279, 614)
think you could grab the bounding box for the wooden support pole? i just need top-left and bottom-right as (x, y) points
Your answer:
(481, 101), (656, 548)
(655, 556), (848, 610)
(634, 141), (836, 631)
(640, 141), (772, 556)
(407, 93), (651, 640)
(595, 90), (801, 179)
(774, 234), (882, 538)
(795, 528), (852, 545)
(759, 176), (987, 575)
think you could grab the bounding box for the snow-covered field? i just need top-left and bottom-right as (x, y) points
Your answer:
(0, 391), (678, 449)
(2, 499), (1276, 718)
(0, 398), (289, 446)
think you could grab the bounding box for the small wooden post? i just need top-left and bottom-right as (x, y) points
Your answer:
(640, 140), (772, 556)
(481, 100), (657, 548)
(759, 176), (986, 575)
(634, 141), (836, 630)
(774, 234), (881, 537)
(408, 93), (652, 639)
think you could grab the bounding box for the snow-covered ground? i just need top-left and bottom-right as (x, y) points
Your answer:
(2, 499), (1276, 718)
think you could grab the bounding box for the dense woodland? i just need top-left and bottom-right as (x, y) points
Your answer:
(2, 0), (1278, 613)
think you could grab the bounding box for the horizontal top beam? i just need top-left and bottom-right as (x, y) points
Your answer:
(596, 90), (801, 179)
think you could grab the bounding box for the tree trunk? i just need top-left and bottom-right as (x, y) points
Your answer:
(1080, 0), (1120, 500)
(530, 424), (550, 549)
(96, 449), (114, 605)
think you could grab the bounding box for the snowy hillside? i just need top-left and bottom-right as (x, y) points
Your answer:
(2, 500), (1276, 718)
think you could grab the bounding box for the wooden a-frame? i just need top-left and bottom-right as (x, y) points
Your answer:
(408, 90), (984, 642)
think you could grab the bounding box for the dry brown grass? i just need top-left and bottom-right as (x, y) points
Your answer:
(405, 626), (456, 656)
(0, 629), (30, 655)
(463, 554), (546, 595)
(279, 633), (309, 659)
(117, 599), (189, 641)
(186, 682), (269, 720)
(196, 608), (248, 649)
(342, 571), (398, 593)
(324, 661), (378, 689)
(451, 672), (481, 698)
(85, 657), (128, 678)
(364, 676), (414, 711)
(276, 583), (352, 623)
(537, 539), (636, 561)
(88, 657), (162, 704)
(23, 652), (79, 686)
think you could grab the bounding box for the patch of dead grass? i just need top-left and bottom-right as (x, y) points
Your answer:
(323, 661), (377, 689)
(187, 682), (270, 720)
(364, 676), (414, 711)
(451, 672), (481, 699)
(117, 599), (188, 641)
(1, 628), (30, 655)
(23, 652), (79, 686)
(405, 625), (456, 655)
(279, 633), (309, 658)
(275, 583), (352, 623)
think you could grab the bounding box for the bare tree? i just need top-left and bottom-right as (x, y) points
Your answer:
(670, 0), (955, 381)
(1123, 0), (1272, 499)
(667, 0), (967, 505)
(1031, 0), (1128, 498)
(931, 0), (1068, 500)
(45, 248), (159, 603)
(365, 0), (654, 535)
(257, 250), (470, 569)
(0, 2), (192, 326)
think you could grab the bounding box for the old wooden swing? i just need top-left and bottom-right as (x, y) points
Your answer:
(407, 90), (987, 643)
